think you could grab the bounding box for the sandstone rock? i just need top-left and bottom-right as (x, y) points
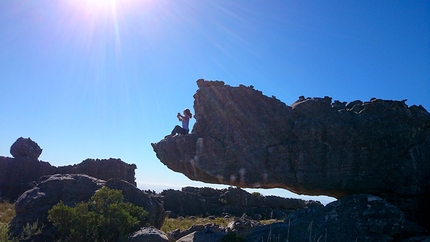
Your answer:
(168, 223), (225, 241)
(227, 214), (261, 238)
(152, 79), (430, 229)
(161, 186), (318, 220)
(10, 137), (42, 159)
(246, 194), (426, 242)
(1, 140), (137, 201)
(128, 227), (169, 242)
(176, 230), (226, 242)
(57, 158), (137, 186)
(8, 174), (164, 242)
(0, 156), (56, 200)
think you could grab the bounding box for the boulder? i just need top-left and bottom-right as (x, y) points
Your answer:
(227, 214), (261, 238)
(176, 230), (226, 242)
(10, 137), (42, 159)
(8, 174), (164, 242)
(246, 194), (426, 242)
(152, 79), (430, 229)
(128, 227), (169, 242)
(168, 223), (225, 241)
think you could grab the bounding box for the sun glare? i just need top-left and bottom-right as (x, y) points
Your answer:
(59, 0), (154, 62)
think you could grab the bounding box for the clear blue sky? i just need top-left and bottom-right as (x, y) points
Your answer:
(1, 0), (429, 204)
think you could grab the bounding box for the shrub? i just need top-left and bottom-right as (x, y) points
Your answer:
(221, 231), (245, 242)
(48, 186), (148, 242)
(251, 192), (262, 197)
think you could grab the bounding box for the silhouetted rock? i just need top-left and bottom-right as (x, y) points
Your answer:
(57, 158), (137, 186)
(0, 138), (137, 201)
(0, 156), (55, 200)
(152, 79), (430, 229)
(10, 137), (42, 159)
(246, 194), (426, 242)
(8, 174), (164, 242)
(128, 227), (169, 242)
(161, 186), (320, 220)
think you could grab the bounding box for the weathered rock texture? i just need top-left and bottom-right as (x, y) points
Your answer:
(8, 174), (165, 242)
(161, 186), (321, 220)
(246, 194), (425, 242)
(10, 137), (43, 159)
(0, 138), (136, 201)
(152, 79), (430, 229)
(128, 227), (170, 242)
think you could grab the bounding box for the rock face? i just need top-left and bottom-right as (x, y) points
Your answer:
(152, 79), (430, 229)
(246, 194), (425, 242)
(8, 174), (165, 242)
(0, 138), (137, 201)
(10, 137), (43, 159)
(161, 186), (322, 220)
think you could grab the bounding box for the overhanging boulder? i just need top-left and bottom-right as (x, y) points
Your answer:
(152, 79), (430, 229)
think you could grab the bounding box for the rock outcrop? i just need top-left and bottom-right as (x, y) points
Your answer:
(0, 138), (137, 201)
(8, 174), (165, 242)
(246, 194), (426, 242)
(161, 186), (321, 220)
(152, 79), (430, 229)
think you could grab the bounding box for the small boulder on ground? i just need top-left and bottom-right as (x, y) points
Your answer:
(128, 227), (169, 242)
(176, 230), (226, 242)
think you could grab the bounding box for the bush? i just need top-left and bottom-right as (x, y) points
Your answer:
(48, 186), (148, 242)
(221, 231), (245, 242)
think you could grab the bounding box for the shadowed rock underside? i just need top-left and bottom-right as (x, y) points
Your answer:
(152, 79), (430, 228)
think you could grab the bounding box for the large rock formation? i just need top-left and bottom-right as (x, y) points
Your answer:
(8, 174), (165, 242)
(152, 79), (430, 229)
(0, 138), (137, 201)
(161, 186), (322, 220)
(246, 194), (426, 242)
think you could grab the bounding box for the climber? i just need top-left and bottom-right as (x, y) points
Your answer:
(165, 108), (192, 138)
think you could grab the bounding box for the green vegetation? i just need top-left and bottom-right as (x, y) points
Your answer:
(251, 192), (262, 197)
(2, 196), (282, 242)
(14, 220), (43, 241)
(221, 231), (246, 242)
(48, 187), (148, 242)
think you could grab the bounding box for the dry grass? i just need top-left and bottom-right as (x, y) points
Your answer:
(160, 216), (282, 234)
(0, 201), (15, 241)
(161, 216), (232, 233)
(0, 202), (15, 223)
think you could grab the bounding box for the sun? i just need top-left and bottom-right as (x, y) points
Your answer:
(81, 0), (117, 13)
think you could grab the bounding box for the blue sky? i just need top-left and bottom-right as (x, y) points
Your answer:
(0, 0), (429, 204)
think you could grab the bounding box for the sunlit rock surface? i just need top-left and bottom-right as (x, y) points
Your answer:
(152, 79), (430, 228)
